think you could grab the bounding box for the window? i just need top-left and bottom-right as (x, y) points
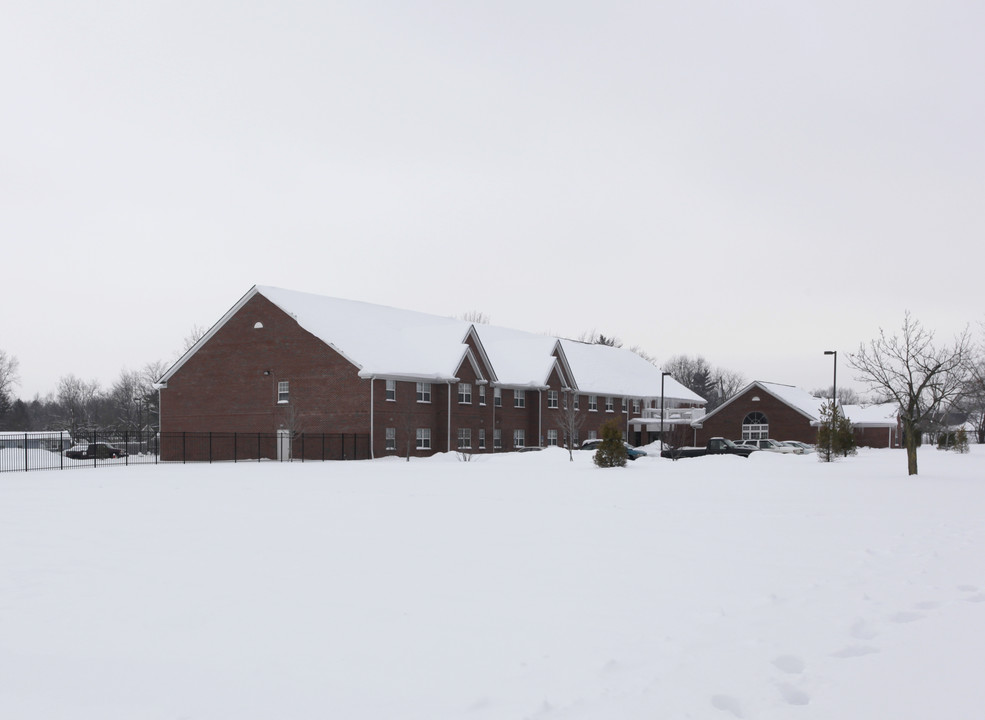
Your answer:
(385, 379), (396, 402)
(574, 395), (580, 411)
(385, 427), (396, 451)
(457, 428), (472, 449)
(494, 387), (502, 407)
(479, 385), (486, 405)
(416, 428), (431, 449)
(494, 428), (502, 449)
(588, 395), (598, 412)
(513, 429), (525, 448)
(277, 381), (289, 404)
(633, 399), (640, 414)
(547, 390), (558, 409)
(621, 398), (628, 414)
(588, 430), (597, 441)
(479, 428), (486, 449)
(416, 382), (431, 403)
(742, 412), (769, 440)
(514, 390), (525, 408)
(458, 383), (472, 404)
(547, 429), (558, 446)
(605, 396), (614, 412)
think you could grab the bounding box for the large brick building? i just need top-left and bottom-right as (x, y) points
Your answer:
(158, 286), (706, 459)
(692, 381), (899, 448)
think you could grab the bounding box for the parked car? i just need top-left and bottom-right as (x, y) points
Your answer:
(580, 438), (648, 460)
(736, 438), (803, 454)
(662, 437), (756, 459)
(65, 442), (128, 459)
(780, 440), (815, 453)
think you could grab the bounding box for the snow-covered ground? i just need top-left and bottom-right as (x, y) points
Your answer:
(2, 447), (984, 719)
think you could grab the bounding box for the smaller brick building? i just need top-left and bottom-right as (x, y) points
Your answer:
(692, 382), (898, 449)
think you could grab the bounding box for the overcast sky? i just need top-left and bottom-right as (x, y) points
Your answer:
(3, 1), (983, 401)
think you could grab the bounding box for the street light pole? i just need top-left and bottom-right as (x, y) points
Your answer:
(824, 350), (837, 459)
(661, 372), (671, 447)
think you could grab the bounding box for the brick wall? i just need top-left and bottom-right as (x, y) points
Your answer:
(694, 387), (819, 445)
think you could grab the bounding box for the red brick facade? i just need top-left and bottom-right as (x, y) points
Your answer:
(693, 386), (820, 446)
(160, 293), (642, 459)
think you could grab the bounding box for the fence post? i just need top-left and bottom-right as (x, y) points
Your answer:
(24, 432), (28, 472)
(300, 433), (305, 463)
(61, 431), (65, 470)
(182, 432), (186, 464)
(258, 433), (261, 463)
(124, 430), (129, 466)
(209, 432), (213, 464)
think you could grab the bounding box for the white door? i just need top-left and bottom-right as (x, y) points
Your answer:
(277, 430), (292, 461)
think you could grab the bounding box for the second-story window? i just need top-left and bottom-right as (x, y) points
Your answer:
(588, 395), (598, 412)
(494, 387), (502, 407)
(547, 390), (558, 409)
(458, 383), (472, 404)
(277, 381), (289, 404)
(605, 396), (614, 412)
(479, 385), (486, 405)
(385, 379), (396, 401)
(514, 390), (525, 408)
(416, 382), (431, 403)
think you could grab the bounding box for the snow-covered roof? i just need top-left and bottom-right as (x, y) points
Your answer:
(472, 324), (562, 388)
(839, 403), (899, 428)
(695, 381), (828, 427)
(160, 286), (705, 402)
(558, 339), (706, 403)
(258, 286), (473, 381)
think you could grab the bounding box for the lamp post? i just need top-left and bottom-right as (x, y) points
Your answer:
(660, 372), (671, 447)
(824, 350), (837, 458)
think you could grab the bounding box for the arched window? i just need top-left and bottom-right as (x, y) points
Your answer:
(742, 412), (769, 440)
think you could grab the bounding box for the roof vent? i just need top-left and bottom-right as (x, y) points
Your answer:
(751, 395), (760, 401)
(254, 321), (264, 329)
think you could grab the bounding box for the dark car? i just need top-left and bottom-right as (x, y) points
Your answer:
(580, 438), (648, 460)
(65, 442), (128, 459)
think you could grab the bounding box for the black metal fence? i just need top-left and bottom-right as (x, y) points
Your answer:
(0, 431), (370, 473)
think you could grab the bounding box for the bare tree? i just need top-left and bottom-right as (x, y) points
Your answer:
(183, 324), (208, 353)
(849, 312), (972, 475)
(459, 310), (491, 324)
(56, 374), (102, 437)
(712, 368), (746, 408)
(811, 386), (862, 405)
(0, 349), (20, 411)
(576, 329), (622, 347)
(556, 389), (587, 461)
(961, 326), (985, 443)
(628, 344), (657, 364)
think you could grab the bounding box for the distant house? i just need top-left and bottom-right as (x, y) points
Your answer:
(157, 286), (705, 459)
(691, 381), (899, 448)
(0, 431), (74, 452)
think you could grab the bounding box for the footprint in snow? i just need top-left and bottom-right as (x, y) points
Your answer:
(889, 610), (925, 623)
(966, 593), (985, 603)
(710, 694), (744, 718)
(772, 655), (805, 674)
(850, 619), (879, 640)
(777, 682), (810, 706)
(957, 584), (978, 593)
(914, 600), (941, 610)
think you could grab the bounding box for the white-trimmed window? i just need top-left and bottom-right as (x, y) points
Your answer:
(547, 429), (558, 446)
(633, 399), (640, 414)
(479, 428), (486, 449)
(588, 395), (598, 412)
(277, 381), (289, 404)
(513, 429), (525, 448)
(494, 428), (502, 449)
(621, 398), (628, 414)
(494, 387), (502, 407)
(588, 430), (597, 441)
(547, 390), (558, 409)
(479, 385), (486, 405)
(605, 396), (614, 412)
(574, 395), (580, 411)
(385, 379), (396, 401)
(416, 428), (431, 449)
(458, 383), (472, 404)
(385, 427), (396, 451)
(416, 382), (431, 403)
(457, 427), (472, 449)
(742, 412), (769, 440)
(514, 390), (525, 408)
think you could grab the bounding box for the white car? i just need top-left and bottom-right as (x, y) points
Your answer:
(737, 439), (803, 454)
(780, 440), (815, 453)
